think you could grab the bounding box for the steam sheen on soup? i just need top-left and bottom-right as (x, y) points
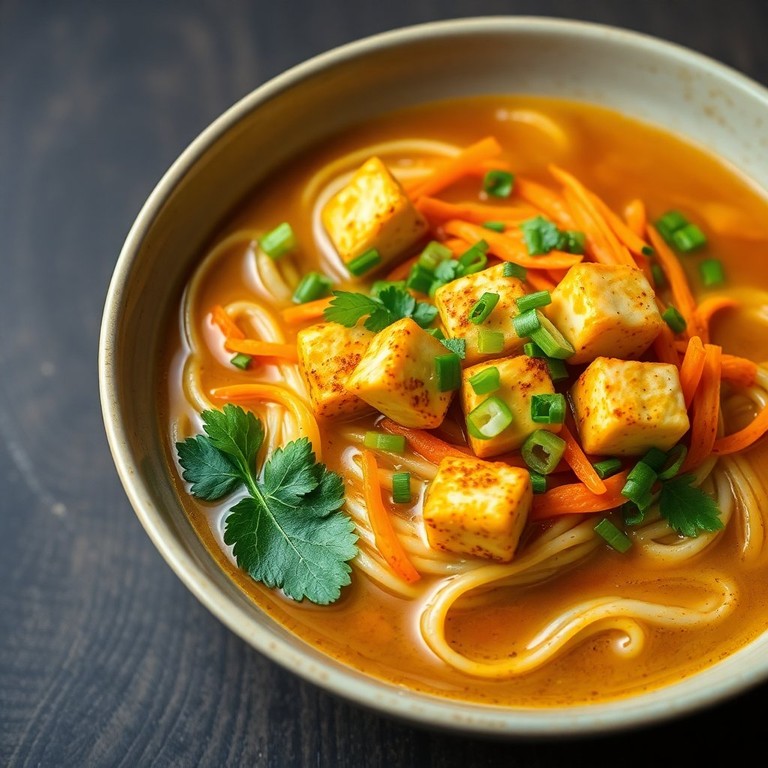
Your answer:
(165, 96), (768, 707)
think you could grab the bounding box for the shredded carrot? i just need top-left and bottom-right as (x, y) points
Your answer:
(530, 470), (630, 521)
(550, 165), (634, 266)
(514, 177), (574, 227)
(211, 305), (245, 340)
(407, 137), (503, 200)
(379, 418), (469, 464)
(681, 343), (722, 472)
(384, 253), (420, 281)
(721, 354), (758, 387)
(678, 335), (707, 408)
(712, 399), (768, 455)
(524, 270), (558, 292)
(694, 295), (739, 345)
(443, 220), (583, 270)
(416, 196), (539, 225)
(589, 192), (651, 258)
(224, 338), (299, 363)
(360, 450), (421, 583)
(560, 424), (607, 495)
(646, 225), (702, 338)
(211, 383), (322, 461)
(442, 238), (471, 257)
(280, 297), (333, 325)
(624, 199), (647, 239)
(652, 322), (680, 366)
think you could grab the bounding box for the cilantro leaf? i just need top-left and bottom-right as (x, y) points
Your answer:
(378, 284), (416, 319)
(176, 406), (357, 605)
(520, 216), (585, 256)
(323, 291), (380, 327)
(658, 473), (723, 537)
(441, 337), (466, 358)
(323, 287), (437, 333)
(412, 301), (439, 328)
(365, 306), (397, 333)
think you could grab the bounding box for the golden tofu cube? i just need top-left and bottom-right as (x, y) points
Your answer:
(461, 355), (561, 458)
(345, 317), (453, 429)
(434, 263), (528, 364)
(297, 322), (375, 419)
(423, 455), (531, 562)
(321, 156), (429, 276)
(545, 263), (663, 365)
(571, 356), (690, 456)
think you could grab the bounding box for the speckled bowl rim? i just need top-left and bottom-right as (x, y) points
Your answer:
(99, 16), (768, 738)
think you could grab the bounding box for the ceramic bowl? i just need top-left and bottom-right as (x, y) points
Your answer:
(99, 17), (768, 737)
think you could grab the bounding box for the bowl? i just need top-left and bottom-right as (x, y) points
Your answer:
(99, 16), (768, 737)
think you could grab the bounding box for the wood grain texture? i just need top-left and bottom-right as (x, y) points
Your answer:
(1, 0), (767, 765)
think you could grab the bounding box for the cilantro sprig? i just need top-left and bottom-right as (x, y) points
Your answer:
(659, 473), (723, 537)
(323, 285), (438, 333)
(175, 404), (357, 605)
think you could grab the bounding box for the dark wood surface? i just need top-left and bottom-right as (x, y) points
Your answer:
(2, 1), (767, 765)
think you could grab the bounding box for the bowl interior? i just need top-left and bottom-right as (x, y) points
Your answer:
(99, 17), (768, 736)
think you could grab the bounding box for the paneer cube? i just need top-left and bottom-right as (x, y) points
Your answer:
(321, 156), (428, 276)
(297, 322), (375, 419)
(434, 263), (528, 364)
(571, 356), (690, 456)
(423, 455), (531, 562)
(345, 317), (453, 429)
(545, 263), (663, 364)
(461, 355), (560, 458)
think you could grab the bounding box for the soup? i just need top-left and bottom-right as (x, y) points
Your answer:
(164, 96), (768, 707)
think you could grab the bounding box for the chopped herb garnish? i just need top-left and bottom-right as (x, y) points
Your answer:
(520, 216), (585, 256)
(323, 286), (437, 333)
(441, 337), (466, 359)
(594, 518), (632, 553)
(659, 473), (723, 537)
(483, 169), (515, 198)
(260, 222), (297, 260)
(176, 405), (356, 605)
(230, 353), (252, 370)
(700, 258), (725, 287)
(662, 305), (687, 334)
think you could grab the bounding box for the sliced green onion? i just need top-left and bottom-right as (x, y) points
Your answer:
(672, 223), (707, 252)
(545, 358), (569, 381)
(523, 341), (545, 357)
(466, 396), (514, 439)
(530, 313), (574, 359)
(435, 353), (461, 392)
(457, 241), (488, 275)
(406, 263), (435, 295)
(441, 337), (466, 358)
(521, 430), (567, 475)
(650, 262), (667, 289)
(657, 444), (688, 480)
(476, 329), (504, 355)
(593, 458), (622, 480)
(418, 241), (453, 271)
(529, 471), (548, 494)
(370, 279), (405, 298)
(230, 353), (251, 370)
(593, 518), (632, 553)
(516, 290), (551, 313)
(530, 393), (566, 424)
(468, 366), (500, 395)
(260, 222), (297, 259)
(363, 431), (406, 453)
(655, 210), (688, 243)
(425, 327), (445, 340)
(621, 460), (657, 509)
(640, 447), (668, 472)
(502, 262), (527, 279)
(700, 258), (725, 287)
(622, 501), (646, 527)
(512, 308), (541, 338)
(642, 245), (655, 256)
(392, 472), (412, 503)
(348, 248), (381, 277)
(482, 220), (506, 232)
(662, 305), (687, 334)
(469, 292), (500, 324)
(292, 271), (332, 304)
(483, 169), (515, 198)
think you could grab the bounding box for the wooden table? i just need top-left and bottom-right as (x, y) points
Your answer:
(2, 1), (766, 765)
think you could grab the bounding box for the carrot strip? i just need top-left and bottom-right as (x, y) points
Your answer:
(212, 305), (245, 340)
(530, 470), (630, 521)
(678, 335), (707, 408)
(379, 418), (469, 464)
(384, 253), (420, 281)
(360, 450), (421, 584)
(407, 137), (503, 200)
(694, 296), (739, 344)
(590, 193), (652, 258)
(211, 383), (322, 461)
(443, 220), (583, 270)
(514, 177), (575, 227)
(224, 338), (299, 363)
(559, 424), (607, 495)
(721, 354), (758, 387)
(624, 199), (647, 239)
(524, 270), (558, 292)
(646, 225), (702, 339)
(416, 196), (539, 225)
(712, 400), (768, 455)
(280, 297), (332, 324)
(681, 343), (722, 472)
(652, 322), (680, 366)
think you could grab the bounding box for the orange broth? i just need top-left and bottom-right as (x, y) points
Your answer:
(163, 96), (768, 706)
